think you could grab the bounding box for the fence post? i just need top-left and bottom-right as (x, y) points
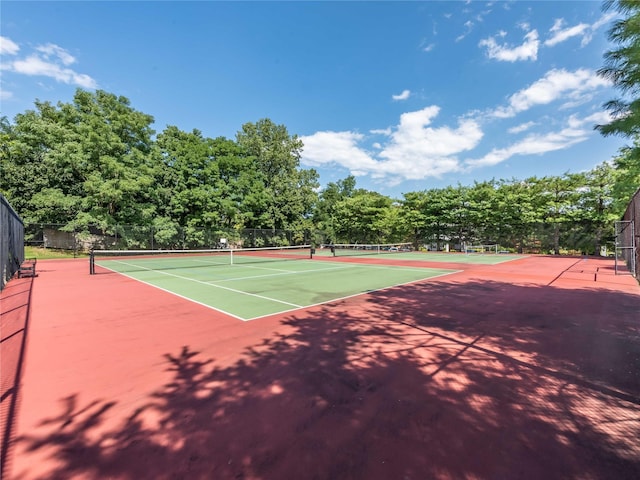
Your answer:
(0, 194), (25, 291)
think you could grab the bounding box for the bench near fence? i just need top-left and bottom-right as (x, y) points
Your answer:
(18, 258), (37, 278)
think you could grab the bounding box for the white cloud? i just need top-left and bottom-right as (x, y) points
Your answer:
(302, 71), (608, 182)
(378, 106), (482, 178)
(0, 89), (13, 100)
(0, 36), (19, 55)
(422, 43), (435, 52)
(491, 68), (609, 118)
(465, 114), (595, 168)
(301, 106), (483, 182)
(2, 40), (97, 89)
(581, 110), (613, 126)
(299, 131), (379, 176)
(543, 12), (618, 49)
(299, 65), (612, 184)
(36, 43), (77, 66)
(456, 20), (474, 42)
(508, 121), (536, 134)
(591, 11), (618, 31)
(12, 54), (97, 88)
(392, 89), (411, 101)
(479, 29), (539, 62)
(545, 19), (589, 47)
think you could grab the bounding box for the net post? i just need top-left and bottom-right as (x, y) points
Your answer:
(230, 249), (234, 265)
(89, 249), (95, 275)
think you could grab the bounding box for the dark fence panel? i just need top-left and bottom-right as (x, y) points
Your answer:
(405, 220), (614, 255)
(620, 187), (640, 278)
(0, 195), (25, 290)
(24, 224), (305, 251)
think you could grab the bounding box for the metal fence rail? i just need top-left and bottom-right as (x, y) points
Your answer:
(415, 220), (613, 255)
(617, 187), (639, 278)
(0, 194), (25, 291)
(24, 224), (308, 252)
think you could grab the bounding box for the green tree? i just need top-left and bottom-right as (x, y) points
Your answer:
(400, 191), (429, 249)
(236, 119), (319, 232)
(493, 178), (544, 253)
(535, 174), (583, 254)
(0, 115), (53, 221)
(333, 190), (393, 243)
(597, 0), (640, 139)
(419, 187), (456, 251)
(597, 0), (640, 206)
(466, 180), (498, 244)
(575, 163), (617, 254)
(313, 175), (357, 242)
(0, 89), (158, 230)
(610, 138), (640, 213)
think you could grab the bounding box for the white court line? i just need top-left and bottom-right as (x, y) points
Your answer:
(246, 269), (463, 321)
(100, 259), (303, 308)
(191, 258), (294, 273)
(97, 260), (462, 322)
(210, 264), (354, 283)
(210, 262), (444, 283)
(95, 263), (246, 321)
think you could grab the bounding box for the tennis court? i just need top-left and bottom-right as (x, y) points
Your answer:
(91, 246), (459, 320)
(2, 252), (639, 480)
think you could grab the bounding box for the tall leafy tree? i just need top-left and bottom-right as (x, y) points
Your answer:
(314, 175), (357, 242)
(444, 185), (473, 248)
(610, 138), (640, 213)
(466, 180), (498, 243)
(0, 89), (158, 230)
(0, 115), (54, 222)
(536, 174), (583, 254)
(575, 163), (617, 253)
(65, 90), (158, 229)
(236, 119), (318, 231)
(597, 0), (640, 139)
(597, 0), (640, 206)
(493, 178), (544, 253)
(157, 127), (222, 227)
(400, 191), (429, 249)
(333, 190), (393, 243)
(420, 187), (456, 251)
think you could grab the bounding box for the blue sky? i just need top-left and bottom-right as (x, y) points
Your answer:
(0, 1), (628, 198)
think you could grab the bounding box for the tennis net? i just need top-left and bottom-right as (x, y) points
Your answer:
(89, 245), (312, 274)
(464, 244), (499, 254)
(324, 243), (413, 257)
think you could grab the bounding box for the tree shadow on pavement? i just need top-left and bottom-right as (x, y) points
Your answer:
(13, 279), (640, 480)
(1, 276), (34, 478)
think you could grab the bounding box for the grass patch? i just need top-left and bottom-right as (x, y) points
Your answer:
(24, 246), (87, 260)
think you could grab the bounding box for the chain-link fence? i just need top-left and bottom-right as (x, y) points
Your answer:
(25, 217), (624, 258)
(617, 187), (639, 278)
(405, 220), (613, 255)
(1, 194), (24, 291)
(25, 224), (310, 251)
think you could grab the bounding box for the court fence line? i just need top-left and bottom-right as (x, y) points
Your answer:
(25, 224), (308, 252)
(0, 195), (25, 291)
(617, 187), (639, 278)
(25, 218), (622, 257)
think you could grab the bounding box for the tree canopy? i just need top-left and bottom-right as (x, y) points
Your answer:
(597, 0), (640, 203)
(0, 84), (635, 254)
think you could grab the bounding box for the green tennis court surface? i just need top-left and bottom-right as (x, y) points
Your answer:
(95, 254), (457, 320)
